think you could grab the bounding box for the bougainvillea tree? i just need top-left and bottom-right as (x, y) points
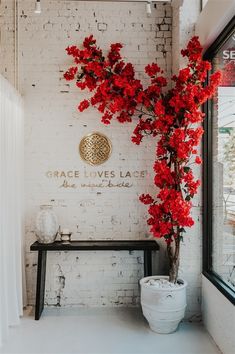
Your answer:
(64, 35), (221, 283)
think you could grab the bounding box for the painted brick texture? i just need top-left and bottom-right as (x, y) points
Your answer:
(0, 0), (16, 86)
(19, 0), (173, 309)
(172, 0), (202, 319)
(0, 0), (202, 318)
(19, 0), (171, 309)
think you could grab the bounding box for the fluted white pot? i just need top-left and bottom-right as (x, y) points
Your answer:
(35, 205), (58, 244)
(140, 276), (187, 334)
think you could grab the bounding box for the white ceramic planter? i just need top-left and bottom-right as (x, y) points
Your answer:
(35, 205), (59, 244)
(140, 275), (187, 334)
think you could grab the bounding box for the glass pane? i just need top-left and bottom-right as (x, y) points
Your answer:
(212, 30), (235, 290)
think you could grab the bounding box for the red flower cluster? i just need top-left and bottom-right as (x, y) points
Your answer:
(64, 66), (77, 81)
(64, 35), (143, 124)
(147, 188), (194, 241)
(78, 99), (89, 112)
(181, 36), (203, 63)
(64, 35), (221, 246)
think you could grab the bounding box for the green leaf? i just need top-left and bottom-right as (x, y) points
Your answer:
(184, 166), (191, 173)
(179, 227), (186, 233)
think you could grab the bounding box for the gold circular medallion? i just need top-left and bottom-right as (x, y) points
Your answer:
(79, 132), (112, 166)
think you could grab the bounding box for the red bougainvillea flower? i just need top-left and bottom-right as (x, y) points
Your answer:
(139, 194), (154, 205)
(195, 156), (202, 164)
(78, 99), (89, 112)
(63, 67), (78, 81)
(145, 63), (161, 77)
(64, 35), (221, 261)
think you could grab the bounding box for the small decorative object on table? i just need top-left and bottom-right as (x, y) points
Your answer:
(59, 227), (72, 243)
(35, 205), (58, 244)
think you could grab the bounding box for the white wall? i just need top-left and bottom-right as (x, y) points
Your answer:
(172, 0), (202, 319)
(196, 2), (235, 353)
(202, 276), (235, 354)
(17, 0), (173, 309)
(0, 0), (15, 87)
(196, 0), (235, 51)
(0, 0), (204, 318)
(172, 0), (201, 73)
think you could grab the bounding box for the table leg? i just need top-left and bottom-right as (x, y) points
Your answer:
(35, 250), (47, 320)
(144, 250), (152, 277)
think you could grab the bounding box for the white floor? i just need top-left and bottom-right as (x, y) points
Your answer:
(0, 308), (221, 354)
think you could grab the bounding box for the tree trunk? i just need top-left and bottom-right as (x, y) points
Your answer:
(169, 257), (179, 283)
(167, 239), (180, 283)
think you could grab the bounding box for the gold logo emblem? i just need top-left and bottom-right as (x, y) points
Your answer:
(79, 132), (112, 166)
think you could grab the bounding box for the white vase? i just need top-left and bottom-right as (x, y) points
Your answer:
(35, 205), (59, 244)
(140, 275), (187, 334)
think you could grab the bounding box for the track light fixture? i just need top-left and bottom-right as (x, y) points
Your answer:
(34, 0), (41, 14)
(146, 1), (152, 17)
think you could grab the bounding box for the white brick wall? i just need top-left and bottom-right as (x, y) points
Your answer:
(0, 0), (203, 318)
(172, 0), (202, 319)
(0, 0), (15, 86)
(18, 0), (172, 309)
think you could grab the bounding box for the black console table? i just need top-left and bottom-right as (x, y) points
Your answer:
(30, 240), (159, 320)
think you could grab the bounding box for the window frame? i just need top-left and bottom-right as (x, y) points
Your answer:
(203, 15), (235, 305)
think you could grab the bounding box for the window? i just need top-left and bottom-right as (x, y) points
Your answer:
(203, 16), (235, 304)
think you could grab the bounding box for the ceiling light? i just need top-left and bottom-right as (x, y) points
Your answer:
(146, 1), (152, 17)
(34, 0), (41, 14)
